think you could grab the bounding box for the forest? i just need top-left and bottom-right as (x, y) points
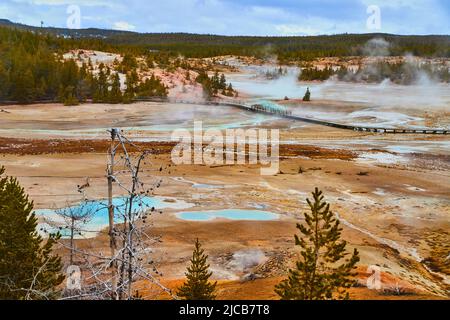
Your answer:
(1, 20), (450, 103)
(195, 70), (236, 99)
(299, 62), (450, 84)
(1, 19), (449, 59)
(0, 27), (167, 104)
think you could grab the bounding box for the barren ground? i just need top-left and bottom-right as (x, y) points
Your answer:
(0, 106), (448, 299)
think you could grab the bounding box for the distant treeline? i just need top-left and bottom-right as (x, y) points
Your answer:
(299, 67), (336, 81)
(339, 62), (450, 84)
(299, 62), (450, 84)
(1, 20), (449, 60)
(133, 34), (450, 61)
(1, 22), (450, 103)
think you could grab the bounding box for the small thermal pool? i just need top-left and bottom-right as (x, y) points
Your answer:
(36, 196), (193, 238)
(176, 209), (279, 221)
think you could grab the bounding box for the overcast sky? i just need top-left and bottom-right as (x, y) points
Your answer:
(1, 0), (449, 35)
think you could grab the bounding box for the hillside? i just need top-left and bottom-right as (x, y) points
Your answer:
(1, 19), (449, 59)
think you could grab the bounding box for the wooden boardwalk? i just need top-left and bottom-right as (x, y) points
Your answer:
(4, 97), (446, 135)
(214, 100), (449, 135)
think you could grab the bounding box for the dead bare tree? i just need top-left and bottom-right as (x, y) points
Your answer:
(39, 129), (174, 300)
(53, 201), (96, 265)
(107, 128), (119, 298)
(108, 129), (167, 299)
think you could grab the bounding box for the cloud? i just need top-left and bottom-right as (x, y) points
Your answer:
(360, 0), (431, 9)
(11, 0), (116, 7)
(276, 24), (322, 36)
(363, 37), (391, 56)
(2, 0), (449, 35)
(113, 21), (135, 31)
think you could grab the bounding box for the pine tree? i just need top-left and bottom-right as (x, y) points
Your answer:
(0, 61), (10, 100)
(119, 54), (137, 73)
(0, 166), (64, 300)
(93, 64), (108, 103)
(12, 69), (35, 103)
(108, 73), (122, 103)
(219, 74), (226, 90)
(124, 70), (138, 102)
(302, 87), (311, 102)
(177, 239), (217, 300)
(226, 83), (234, 97)
(275, 188), (359, 300)
(136, 74), (167, 98)
(62, 85), (79, 106)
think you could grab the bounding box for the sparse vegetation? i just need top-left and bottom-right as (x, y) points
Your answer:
(381, 283), (414, 296)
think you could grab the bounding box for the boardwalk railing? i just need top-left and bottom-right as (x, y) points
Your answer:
(2, 97), (447, 135)
(140, 97), (447, 135)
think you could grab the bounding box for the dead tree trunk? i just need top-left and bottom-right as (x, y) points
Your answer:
(69, 216), (75, 265)
(107, 128), (118, 299)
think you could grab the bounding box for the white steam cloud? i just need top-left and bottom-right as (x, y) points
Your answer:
(228, 249), (267, 272)
(362, 38), (391, 56)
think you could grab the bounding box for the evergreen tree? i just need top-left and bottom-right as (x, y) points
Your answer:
(93, 64), (108, 103)
(226, 83), (234, 97)
(119, 54), (137, 73)
(108, 72), (122, 103)
(177, 239), (217, 300)
(0, 62), (10, 100)
(76, 77), (92, 103)
(275, 188), (359, 300)
(202, 81), (214, 100)
(11, 69), (35, 103)
(59, 60), (79, 90)
(146, 56), (155, 69)
(0, 166), (64, 300)
(136, 74), (168, 98)
(299, 67), (335, 81)
(124, 70), (138, 102)
(302, 87), (311, 101)
(62, 85), (79, 106)
(87, 58), (93, 71)
(219, 73), (227, 90)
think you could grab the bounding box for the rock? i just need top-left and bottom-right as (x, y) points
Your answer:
(241, 273), (261, 282)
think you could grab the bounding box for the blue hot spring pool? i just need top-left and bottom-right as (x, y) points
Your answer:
(176, 209), (279, 221)
(36, 196), (193, 238)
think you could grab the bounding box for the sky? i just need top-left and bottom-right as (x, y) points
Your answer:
(1, 0), (449, 36)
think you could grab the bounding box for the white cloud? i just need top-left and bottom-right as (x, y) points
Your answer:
(360, 0), (432, 9)
(11, 0), (119, 8)
(276, 24), (321, 36)
(250, 5), (286, 17)
(113, 21), (135, 31)
(3, 0), (449, 35)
